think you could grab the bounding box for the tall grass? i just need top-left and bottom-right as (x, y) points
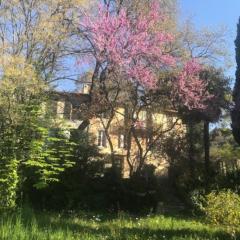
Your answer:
(0, 207), (235, 240)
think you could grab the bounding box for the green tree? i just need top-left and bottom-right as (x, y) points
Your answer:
(200, 68), (231, 187)
(232, 17), (240, 145)
(0, 57), (75, 209)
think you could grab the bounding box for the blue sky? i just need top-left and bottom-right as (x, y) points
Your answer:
(180, 0), (240, 79)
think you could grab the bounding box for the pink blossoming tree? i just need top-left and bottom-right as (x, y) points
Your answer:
(80, 1), (212, 110)
(174, 59), (213, 110)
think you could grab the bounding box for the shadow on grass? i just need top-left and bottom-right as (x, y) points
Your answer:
(27, 213), (233, 240)
(2, 207), (232, 240)
(41, 223), (232, 240)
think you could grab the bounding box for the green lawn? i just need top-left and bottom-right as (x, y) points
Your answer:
(0, 208), (235, 240)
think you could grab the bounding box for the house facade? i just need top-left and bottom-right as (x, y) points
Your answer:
(50, 89), (185, 178)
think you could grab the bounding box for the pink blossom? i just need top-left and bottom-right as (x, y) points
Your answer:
(81, 2), (174, 88)
(80, 3), (213, 111)
(175, 59), (213, 110)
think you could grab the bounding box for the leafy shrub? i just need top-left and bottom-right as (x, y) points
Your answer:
(23, 131), (105, 210)
(0, 160), (19, 209)
(119, 164), (159, 214)
(203, 190), (240, 236)
(189, 188), (206, 213)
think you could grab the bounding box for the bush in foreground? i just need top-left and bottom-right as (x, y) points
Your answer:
(203, 190), (240, 238)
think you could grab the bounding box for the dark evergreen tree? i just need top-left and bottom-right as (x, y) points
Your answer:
(178, 68), (230, 188)
(200, 68), (230, 186)
(232, 17), (240, 144)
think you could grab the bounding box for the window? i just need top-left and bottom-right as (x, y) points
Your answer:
(139, 111), (147, 121)
(98, 130), (107, 147)
(71, 108), (80, 120)
(118, 134), (125, 148)
(56, 101), (65, 118)
(64, 101), (72, 120)
(133, 111), (147, 128)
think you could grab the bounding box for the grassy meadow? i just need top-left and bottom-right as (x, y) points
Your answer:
(0, 208), (235, 240)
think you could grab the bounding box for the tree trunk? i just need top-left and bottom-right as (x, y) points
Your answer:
(188, 122), (195, 178)
(204, 120), (210, 188)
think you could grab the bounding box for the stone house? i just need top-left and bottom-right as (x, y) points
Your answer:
(49, 87), (185, 178)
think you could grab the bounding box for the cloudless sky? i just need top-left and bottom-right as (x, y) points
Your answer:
(180, 0), (240, 79)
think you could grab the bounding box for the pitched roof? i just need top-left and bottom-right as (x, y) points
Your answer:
(50, 91), (90, 108)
